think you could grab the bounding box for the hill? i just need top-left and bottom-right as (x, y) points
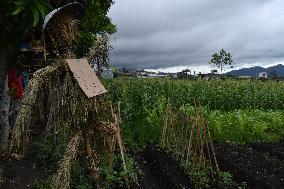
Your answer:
(227, 64), (284, 78)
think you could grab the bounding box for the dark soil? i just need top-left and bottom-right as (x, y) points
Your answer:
(2, 141), (284, 189)
(134, 145), (192, 189)
(214, 140), (284, 189)
(0, 155), (40, 189)
(130, 149), (161, 189)
(248, 140), (284, 160)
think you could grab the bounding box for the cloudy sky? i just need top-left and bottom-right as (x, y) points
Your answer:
(108, 0), (284, 73)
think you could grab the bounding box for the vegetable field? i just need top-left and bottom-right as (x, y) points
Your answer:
(104, 79), (284, 146)
(104, 78), (284, 188)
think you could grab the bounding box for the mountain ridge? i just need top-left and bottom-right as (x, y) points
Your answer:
(227, 64), (284, 77)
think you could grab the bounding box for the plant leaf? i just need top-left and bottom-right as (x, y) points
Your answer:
(32, 6), (40, 27)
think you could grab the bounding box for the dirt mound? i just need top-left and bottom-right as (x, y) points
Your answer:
(248, 140), (284, 160)
(142, 145), (192, 189)
(214, 142), (284, 189)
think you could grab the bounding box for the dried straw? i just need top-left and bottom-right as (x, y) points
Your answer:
(52, 131), (82, 189)
(9, 58), (125, 188)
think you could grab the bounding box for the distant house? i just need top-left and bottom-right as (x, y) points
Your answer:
(198, 70), (221, 80)
(238, 76), (252, 79)
(258, 72), (268, 79)
(101, 68), (113, 78)
(148, 73), (167, 78)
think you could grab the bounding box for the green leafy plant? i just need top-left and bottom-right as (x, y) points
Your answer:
(218, 171), (234, 189)
(11, 0), (52, 28)
(181, 160), (210, 188)
(99, 154), (139, 188)
(70, 160), (93, 189)
(31, 131), (70, 170)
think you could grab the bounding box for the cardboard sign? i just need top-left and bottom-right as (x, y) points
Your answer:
(66, 59), (107, 98)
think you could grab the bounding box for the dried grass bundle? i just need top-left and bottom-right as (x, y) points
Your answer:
(52, 131), (82, 189)
(10, 59), (112, 153)
(9, 59), (124, 188)
(45, 14), (80, 54)
(10, 62), (65, 154)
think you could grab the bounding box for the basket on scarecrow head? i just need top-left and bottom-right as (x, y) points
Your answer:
(43, 2), (84, 56)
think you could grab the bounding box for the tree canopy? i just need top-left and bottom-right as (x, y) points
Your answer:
(209, 49), (233, 74)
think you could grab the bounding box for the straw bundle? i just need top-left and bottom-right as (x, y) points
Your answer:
(9, 59), (124, 188)
(52, 131), (82, 189)
(45, 14), (80, 54)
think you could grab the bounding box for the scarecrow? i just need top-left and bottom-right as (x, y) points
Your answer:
(10, 2), (125, 189)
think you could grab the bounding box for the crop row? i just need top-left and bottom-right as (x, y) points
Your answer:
(104, 79), (284, 111)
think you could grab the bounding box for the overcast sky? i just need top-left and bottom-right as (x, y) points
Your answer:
(108, 0), (284, 73)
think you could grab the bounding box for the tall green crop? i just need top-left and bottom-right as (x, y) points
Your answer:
(103, 78), (284, 148)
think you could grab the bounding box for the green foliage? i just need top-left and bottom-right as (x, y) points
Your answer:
(10, 0), (52, 30)
(31, 130), (138, 188)
(104, 79), (284, 147)
(181, 157), (237, 189)
(32, 160), (93, 189)
(73, 32), (96, 58)
(105, 79), (284, 112)
(70, 161), (93, 189)
(103, 78), (281, 187)
(104, 79), (167, 149)
(209, 49), (233, 74)
(74, 0), (116, 57)
(31, 131), (69, 170)
(81, 0), (116, 35)
(238, 182), (249, 189)
(99, 154), (139, 189)
(181, 160), (210, 188)
(208, 109), (284, 143)
(218, 171), (234, 189)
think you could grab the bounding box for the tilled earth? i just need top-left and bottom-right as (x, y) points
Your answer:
(214, 140), (284, 189)
(0, 155), (40, 189)
(137, 141), (284, 189)
(134, 145), (193, 189)
(1, 141), (284, 189)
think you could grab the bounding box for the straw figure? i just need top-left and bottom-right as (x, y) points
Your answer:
(9, 3), (124, 189)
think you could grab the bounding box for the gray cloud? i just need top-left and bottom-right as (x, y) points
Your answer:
(109, 0), (284, 70)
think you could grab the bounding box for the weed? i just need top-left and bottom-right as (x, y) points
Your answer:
(218, 171), (234, 189)
(99, 153), (139, 189)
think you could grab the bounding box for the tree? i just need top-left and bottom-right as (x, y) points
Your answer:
(73, 0), (116, 58)
(209, 49), (233, 74)
(87, 33), (112, 76)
